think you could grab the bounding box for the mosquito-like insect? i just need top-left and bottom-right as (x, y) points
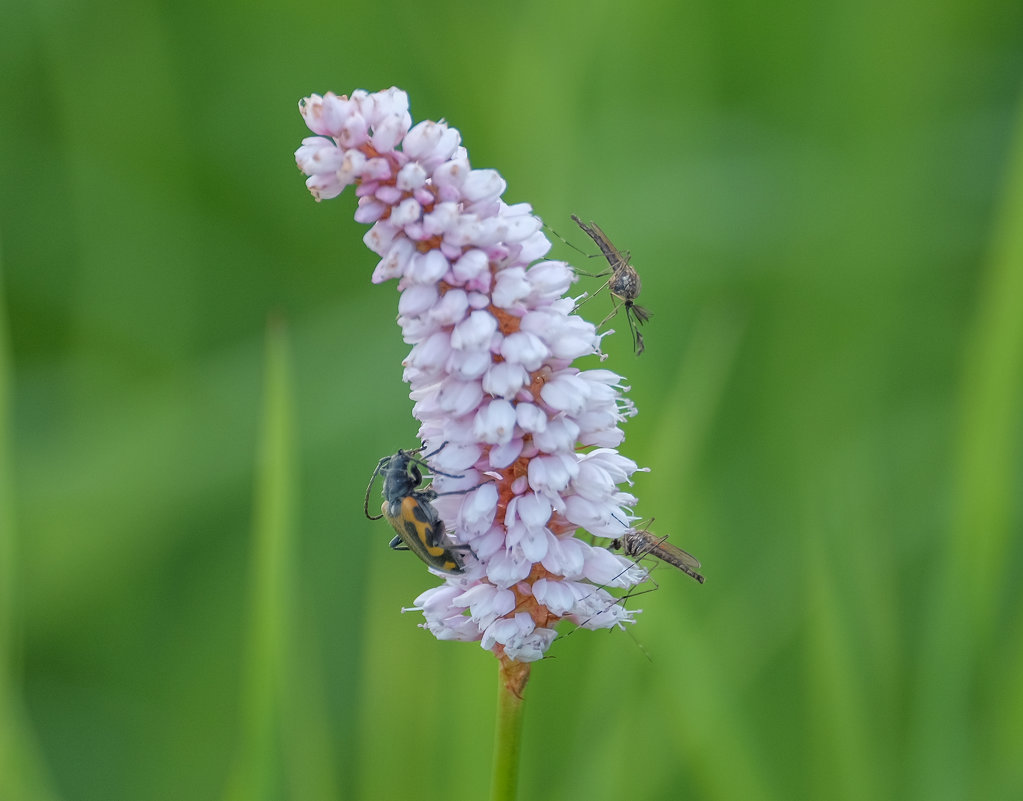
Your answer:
(610, 525), (705, 584)
(549, 520), (703, 657)
(569, 214), (652, 355)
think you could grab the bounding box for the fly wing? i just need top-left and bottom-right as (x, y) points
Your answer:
(629, 531), (705, 584)
(571, 215), (627, 270)
(655, 539), (702, 571)
(654, 539), (705, 584)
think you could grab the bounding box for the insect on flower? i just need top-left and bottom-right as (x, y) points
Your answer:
(364, 443), (470, 575)
(610, 524), (705, 584)
(570, 214), (652, 355)
(566, 520), (704, 633)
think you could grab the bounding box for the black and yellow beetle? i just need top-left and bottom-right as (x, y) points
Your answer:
(364, 443), (469, 575)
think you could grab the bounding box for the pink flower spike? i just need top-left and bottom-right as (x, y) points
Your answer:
(295, 86), (654, 664)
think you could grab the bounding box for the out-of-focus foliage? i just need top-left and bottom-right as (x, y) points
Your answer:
(2, 0), (1022, 799)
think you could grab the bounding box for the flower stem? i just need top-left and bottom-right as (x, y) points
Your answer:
(491, 658), (530, 801)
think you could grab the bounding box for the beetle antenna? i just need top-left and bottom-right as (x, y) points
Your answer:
(363, 457), (387, 520)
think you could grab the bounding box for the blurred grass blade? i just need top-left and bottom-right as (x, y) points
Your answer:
(803, 525), (882, 801)
(0, 249), (62, 800)
(279, 613), (340, 801)
(222, 316), (339, 801)
(952, 87), (1023, 648)
(223, 317), (297, 801)
(643, 307), (777, 800)
(647, 304), (744, 494)
(958, 87), (1023, 801)
(910, 87), (1023, 800)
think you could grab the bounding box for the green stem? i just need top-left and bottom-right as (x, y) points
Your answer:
(490, 659), (529, 801)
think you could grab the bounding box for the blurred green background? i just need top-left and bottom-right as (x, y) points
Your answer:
(2, 0), (1023, 799)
